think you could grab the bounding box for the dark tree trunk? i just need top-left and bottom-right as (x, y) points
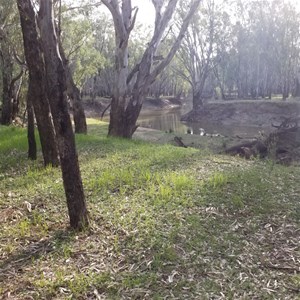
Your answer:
(38, 0), (89, 230)
(192, 69), (208, 109)
(17, 0), (60, 167)
(0, 38), (13, 125)
(192, 90), (203, 110)
(108, 94), (143, 138)
(0, 37), (23, 124)
(27, 95), (37, 160)
(58, 40), (87, 134)
(108, 97), (130, 137)
(294, 76), (300, 97)
(69, 83), (87, 134)
(282, 80), (289, 100)
(11, 71), (23, 120)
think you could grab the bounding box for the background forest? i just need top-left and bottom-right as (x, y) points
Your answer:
(1, 0), (300, 125)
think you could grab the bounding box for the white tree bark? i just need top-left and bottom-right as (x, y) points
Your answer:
(102, 0), (202, 138)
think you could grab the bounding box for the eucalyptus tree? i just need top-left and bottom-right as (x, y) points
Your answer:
(238, 0), (294, 99)
(0, 0), (24, 125)
(273, 1), (300, 99)
(61, 16), (103, 89)
(229, 0), (300, 99)
(88, 14), (152, 99)
(38, 0), (89, 229)
(148, 55), (189, 99)
(17, 0), (89, 230)
(17, 0), (59, 166)
(176, 0), (230, 108)
(58, 4), (104, 133)
(102, 0), (202, 138)
(91, 13), (126, 98)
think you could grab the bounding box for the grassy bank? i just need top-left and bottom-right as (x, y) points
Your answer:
(0, 120), (299, 299)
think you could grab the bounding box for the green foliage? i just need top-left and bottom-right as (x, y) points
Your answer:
(61, 11), (105, 87)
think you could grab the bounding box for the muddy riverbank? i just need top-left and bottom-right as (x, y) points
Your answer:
(182, 100), (300, 127)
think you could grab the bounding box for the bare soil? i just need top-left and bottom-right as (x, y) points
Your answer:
(182, 99), (300, 127)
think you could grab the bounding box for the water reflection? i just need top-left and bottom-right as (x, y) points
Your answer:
(138, 108), (270, 138)
(138, 109), (187, 133)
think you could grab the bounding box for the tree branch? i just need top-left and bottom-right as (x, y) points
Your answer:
(102, 0), (126, 39)
(151, 0), (178, 48)
(9, 69), (24, 96)
(127, 6), (138, 33)
(148, 0), (202, 84)
(62, 2), (102, 12)
(126, 62), (140, 85)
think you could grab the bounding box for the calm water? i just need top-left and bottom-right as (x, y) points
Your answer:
(138, 108), (269, 138)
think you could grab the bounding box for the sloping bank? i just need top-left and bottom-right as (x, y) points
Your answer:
(181, 100), (300, 127)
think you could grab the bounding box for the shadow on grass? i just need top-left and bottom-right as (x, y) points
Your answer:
(0, 229), (76, 282)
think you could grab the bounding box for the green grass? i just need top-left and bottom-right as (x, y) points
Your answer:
(0, 120), (299, 299)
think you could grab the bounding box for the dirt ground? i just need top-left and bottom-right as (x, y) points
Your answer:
(182, 99), (300, 127)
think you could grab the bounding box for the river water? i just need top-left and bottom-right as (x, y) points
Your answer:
(138, 107), (269, 138)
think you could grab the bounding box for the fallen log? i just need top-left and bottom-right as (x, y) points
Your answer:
(225, 140), (267, 159)
(224, 122), (300, 164)
(174, 136), (188, 148)
(272, 116), (300, 130)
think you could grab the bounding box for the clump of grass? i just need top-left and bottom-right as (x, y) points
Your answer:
(206, 172), (228, 189)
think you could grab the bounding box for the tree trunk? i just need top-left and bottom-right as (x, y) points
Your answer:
(294, 72), (300, 97)
(58, 40), (87, 134)
(108, 97), (133, 137)
(108, 94), (143, 138)
(0, 36), (13, 125)
(282, 79), (289, 100)
(38, 0), (89, 230)
(11, 71), (24, 120)
(17, 0), (60, 167)
(0, 37), (23, 124)
(27, 95), (37, 160)
(69, 82), (87, 134)
(192, 89), (203, 110)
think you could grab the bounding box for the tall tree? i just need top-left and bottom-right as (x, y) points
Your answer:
(0, 1), (23, 125)
(177, 0), (227, 108)
(227, 0), (300, 100)
(17, 0), (88, 229)
(38, 0), (89, 229)
(102, 0), (202, 138)
(17, 0), (60, 167)
(56, 4), (88, 134)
